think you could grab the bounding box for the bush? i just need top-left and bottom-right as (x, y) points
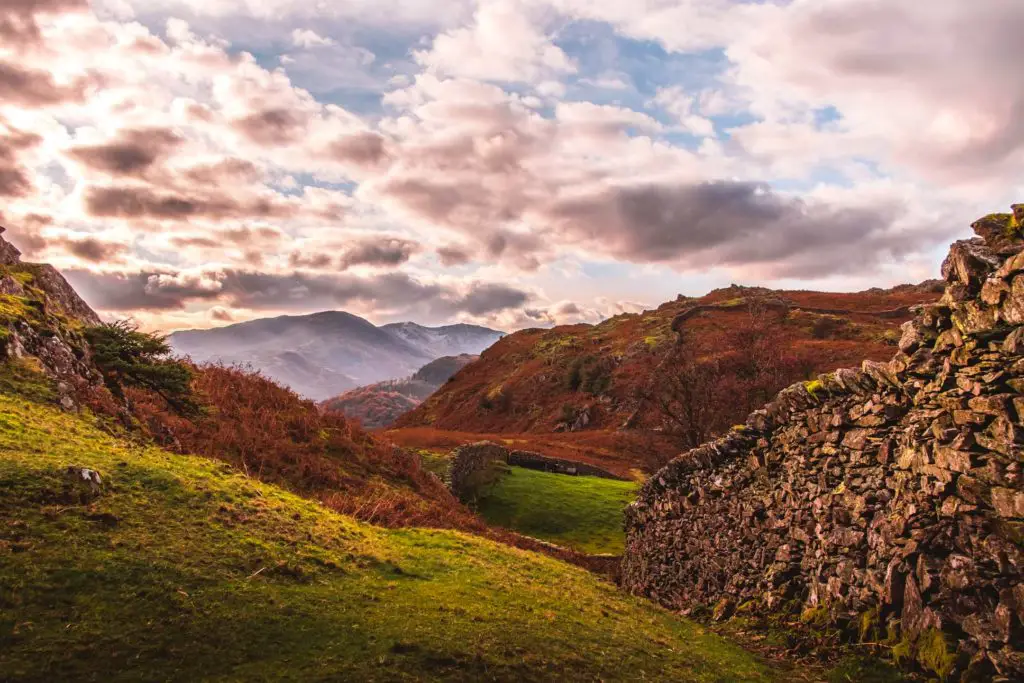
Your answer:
(84, 320), (198, 415)
(566, 357), (585, 391)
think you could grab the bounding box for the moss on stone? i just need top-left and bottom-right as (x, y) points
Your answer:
(799, 604), (830, 627)
(0, 294), (32, 322)
(916, 628), (956, 681)
(804, 379), (824, 397)
(858, 605), (881, 643)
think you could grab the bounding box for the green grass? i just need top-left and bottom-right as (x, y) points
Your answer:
(0, 394), (774, 682)
(476, 466), (639, 555)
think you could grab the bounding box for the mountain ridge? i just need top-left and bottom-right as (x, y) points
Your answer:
(168, 311), (503, 400)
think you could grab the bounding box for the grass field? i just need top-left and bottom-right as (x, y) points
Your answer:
(0, 394), (774, 682)
(476, 466), (639, 555)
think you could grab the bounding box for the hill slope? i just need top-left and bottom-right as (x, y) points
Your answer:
(397, 283), (942, 435)
(169, 313), (502, 400)
(0, 394), (772, 682)
(322, 354), (479, 429)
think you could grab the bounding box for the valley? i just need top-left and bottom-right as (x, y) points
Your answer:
(3, 209), (1023, 682)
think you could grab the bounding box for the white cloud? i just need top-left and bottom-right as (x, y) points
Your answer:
(652, 87), (715, 137)
(291, 28), (335, 48)
(415, 0), (575, 83)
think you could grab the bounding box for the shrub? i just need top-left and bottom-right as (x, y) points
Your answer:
(127, 364), (475, 529)
(85, 320), (198, 415)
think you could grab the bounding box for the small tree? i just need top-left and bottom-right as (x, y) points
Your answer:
(639, 303), (811, 451)
(85, 320), (199, 415)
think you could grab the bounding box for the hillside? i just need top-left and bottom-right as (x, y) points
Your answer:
(322, 354), (479, 429)
(0, 393), (777, 682)
(169, 314), (502, 400)
(397, 282), (943, 439)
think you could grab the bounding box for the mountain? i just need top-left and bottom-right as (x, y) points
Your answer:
(321, 354), (479, 428)
(168, 312), (503, 400)
(396, 281), (944, 437)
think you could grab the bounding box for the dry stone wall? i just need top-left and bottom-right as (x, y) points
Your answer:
(622, 207), (1024, 681)
(448, 441), (626, 503)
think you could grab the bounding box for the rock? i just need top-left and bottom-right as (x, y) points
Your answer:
(972, 213), (1023, 254)
(991, 488), (1024, 518)
(712, 598), (735, 621)
(933, 446), (974, 473)
(1004, 327), (1024, 354)
(1002, 275), (1024, 325)
(0, 227), (21, 265)
(981, 278), (1010, 305)
(942, 239), (1000, 287)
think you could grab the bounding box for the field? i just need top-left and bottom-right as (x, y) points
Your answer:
(476, 466), (639, 555)
(0, 394), (773, 682)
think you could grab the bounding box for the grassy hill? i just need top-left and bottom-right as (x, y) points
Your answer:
(476, 467), (639, 555)
(0, 394), (773, 682)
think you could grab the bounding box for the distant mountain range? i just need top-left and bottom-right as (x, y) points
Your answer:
(321, 354), (479, 429)
(167, 311), (503, 400)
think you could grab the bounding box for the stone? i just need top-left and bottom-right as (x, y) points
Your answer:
(1004, 327), (1024, 354)
(953, 410), (989, 426)
(972, 213), (1024, 254)
(952, 301), (998, 335)
(968, 395), (1013, 416)
(0, 227), (21, 265)
(1002, 275), (1024, 325)
(933, 446), (974, 473)
(942, 239), (1000, 287)
(842, 429), (871, 450)
(981, 277), (1010, 305)
(995, 248), (1024, 279)
(991, 488), (1024, 518)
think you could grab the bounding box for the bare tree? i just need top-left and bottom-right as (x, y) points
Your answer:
(639, 302), (811, 454)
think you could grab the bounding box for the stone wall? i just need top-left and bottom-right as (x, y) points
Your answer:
(448, 441), (626, 503)
(448, 441), (510, 503)
(622, 207), (1024, 681)
(508, 449), (626, 480)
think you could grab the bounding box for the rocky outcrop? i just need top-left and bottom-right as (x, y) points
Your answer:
(623, 206), (1024, 681)
(0, 227), (103, 407)
(0, 227), (22, 265)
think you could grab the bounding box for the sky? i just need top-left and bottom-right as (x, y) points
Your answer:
(1, 0), (1022, 332)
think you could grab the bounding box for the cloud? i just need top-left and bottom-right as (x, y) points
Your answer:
(83, 185), (296, 222)
(554, 101), (663, 136)
(325, 131), (388, 168)
(541, 180), (949, 278)
(0, 61), (85, 106)
(232, 107), (310, 146)
(415, 0), (575, 83)
(436, 244), (473, 267)
(56, 236), (129, 263)
(338, 236), (419, 270)
(726, 0), (1024, 183)
(0, 124), (41, 198)
(0, 0), (88, 49)
(457, 281), (529, 315)
(65, 266), (532, 320)
(291, 28), (335, 48)
(209, 305), (234, 322)
(67, 128), (184, 177)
